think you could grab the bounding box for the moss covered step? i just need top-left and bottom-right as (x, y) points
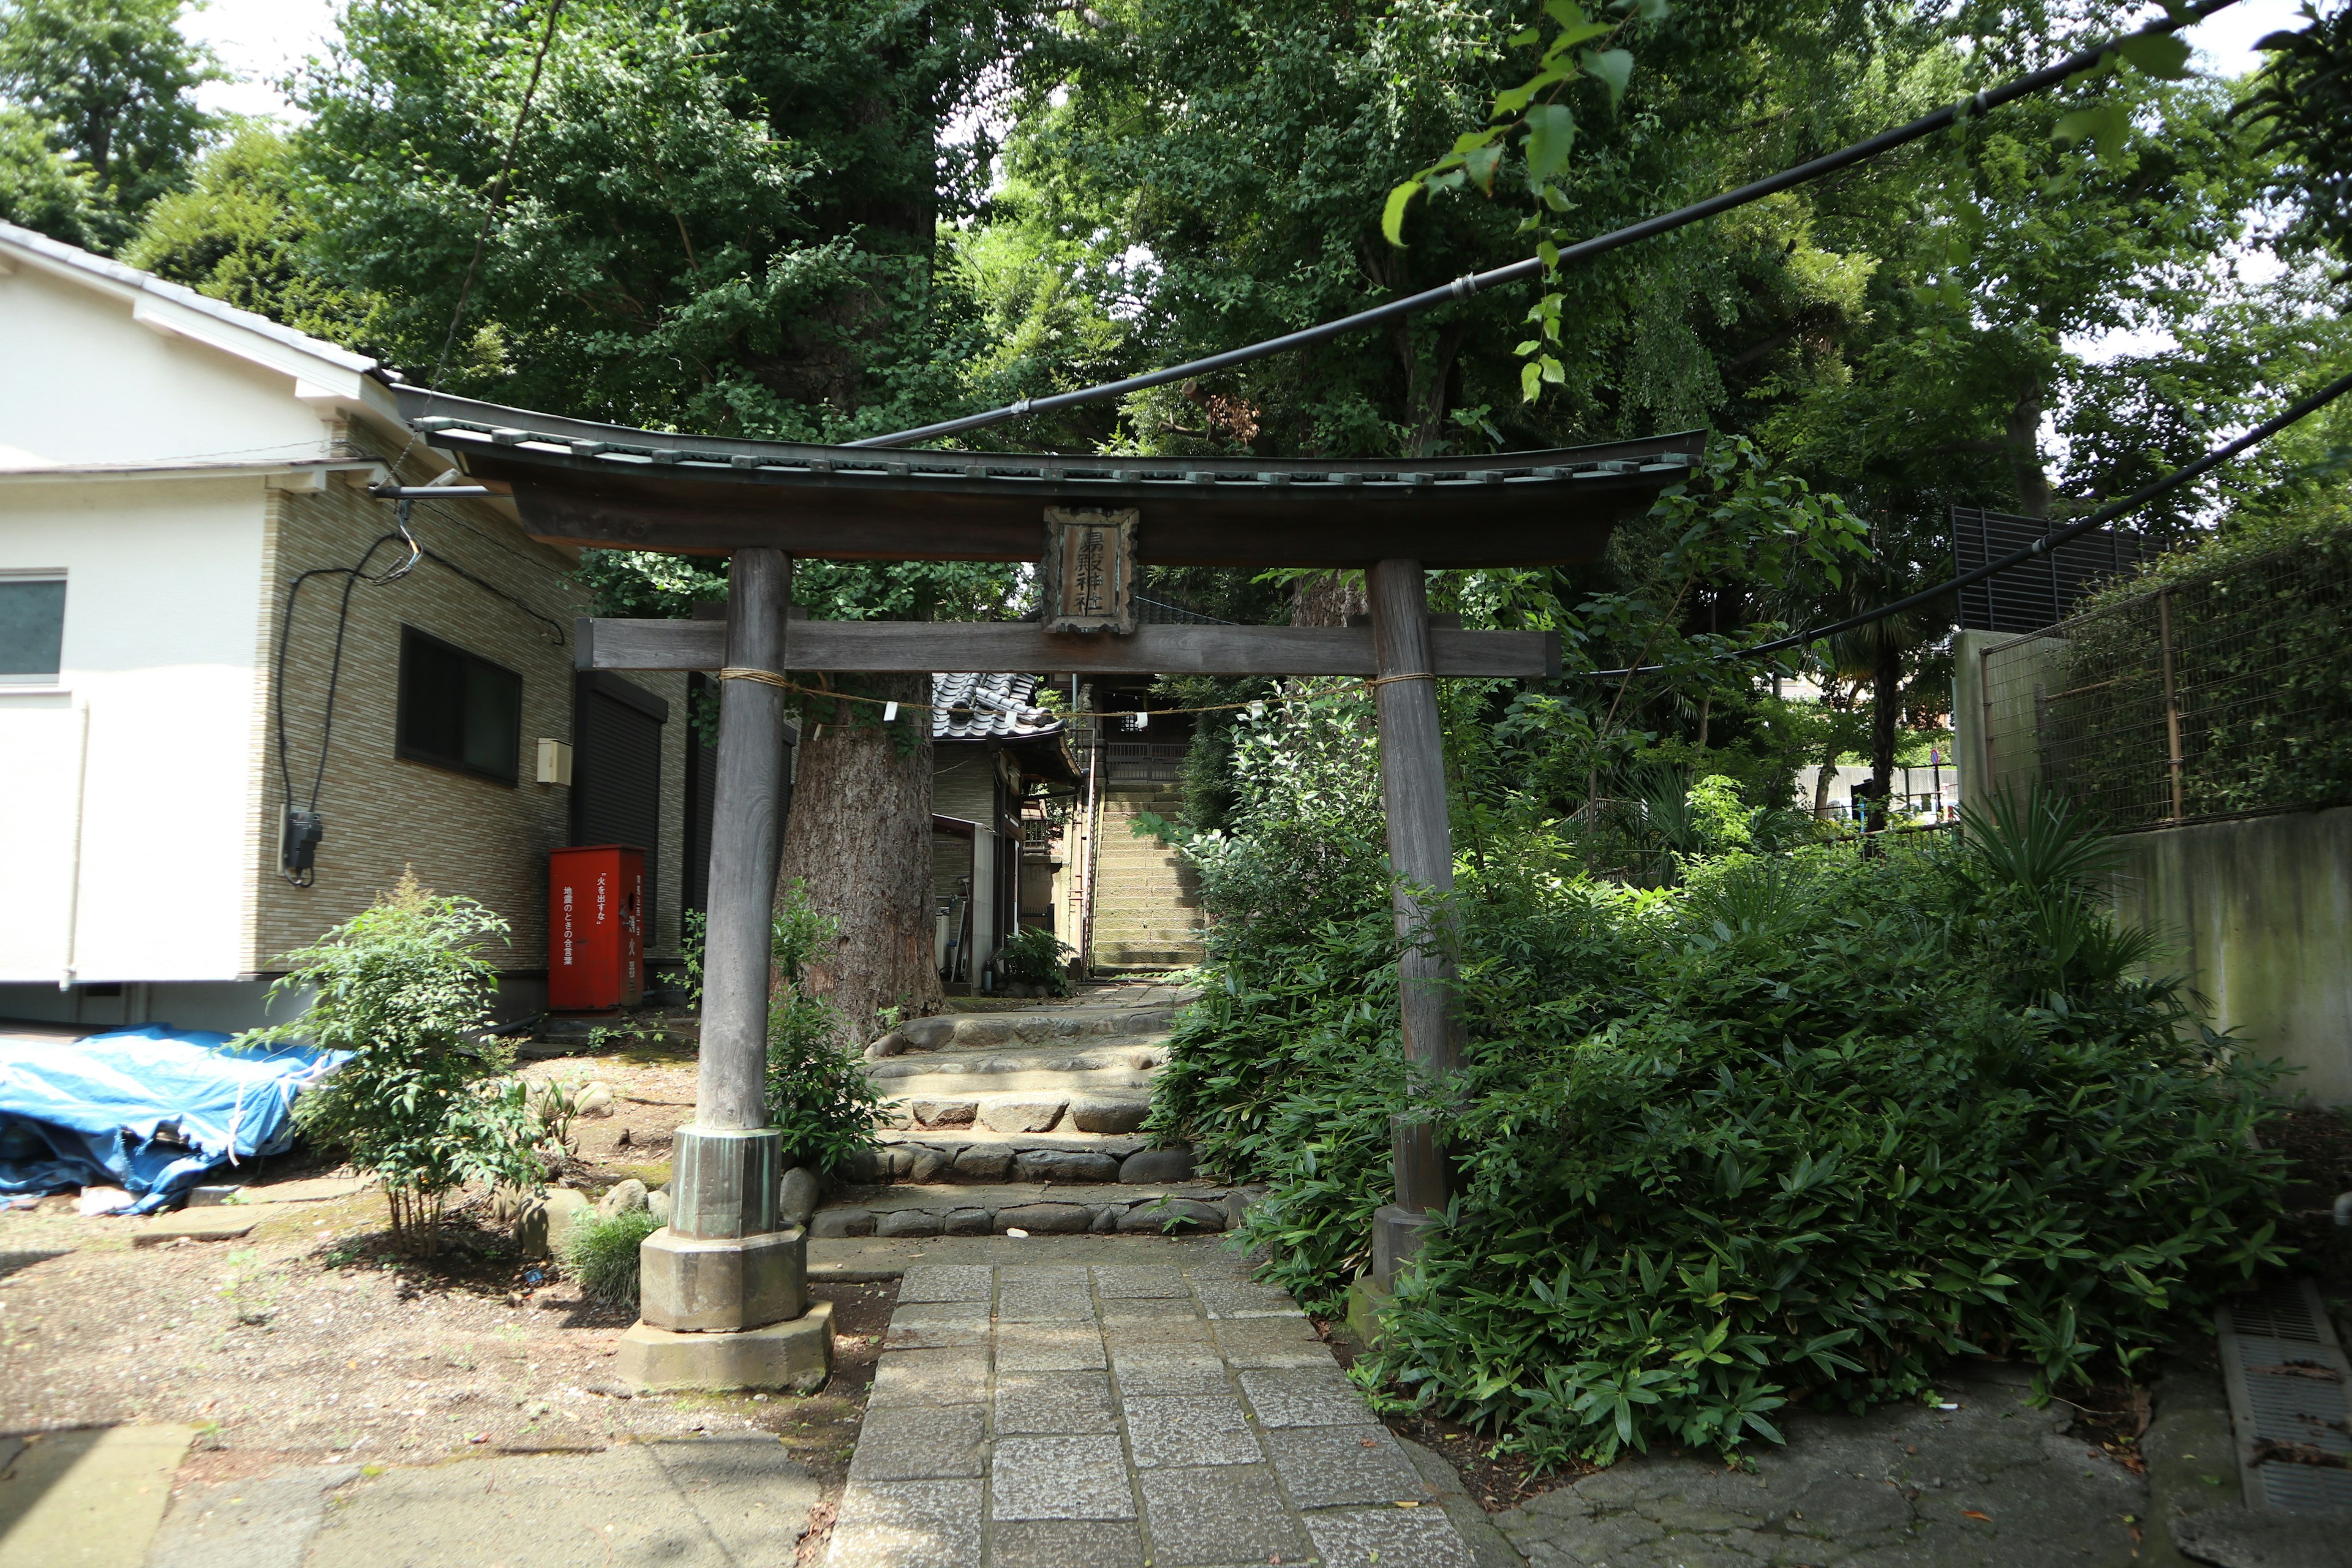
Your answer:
(844, 1132), (1204, 1186)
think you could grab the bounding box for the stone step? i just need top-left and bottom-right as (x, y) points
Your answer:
(806, 1231), (1232, 1281)
(866, 1006), (1182, 1057)
(867, 1039), (1169, 1077)
(847, 1130), (1197, 1185)
(874, 1071), (1158, 1106)
(810, 1180), (1237, 1238)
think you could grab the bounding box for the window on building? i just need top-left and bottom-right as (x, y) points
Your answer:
(0, 573), (66, 683)
(397, 625), (522, 785)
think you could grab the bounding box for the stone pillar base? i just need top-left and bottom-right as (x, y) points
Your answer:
(619, 1300), (834, 1394)
(1370, 1203), (1433, 1291)
(639, 1226), (807, 1332)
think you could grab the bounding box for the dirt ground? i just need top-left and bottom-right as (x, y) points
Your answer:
(1, 1031), (890, 1534)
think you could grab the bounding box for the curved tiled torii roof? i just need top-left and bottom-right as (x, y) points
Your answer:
(394, 388), (1703, 568)
(933, 673), (1065, 741)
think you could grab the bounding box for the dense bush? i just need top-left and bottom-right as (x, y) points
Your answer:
(1151, 700), (2290, 1466)
(995, 926), (1077, 995)
(236, 873), (542, 1256)
(567, 1207), (663, 1309)
(766, 883), (891, 1177)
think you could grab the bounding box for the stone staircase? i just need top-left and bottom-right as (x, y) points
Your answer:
(814, 980), (1243, 1238)
(1089, 783), (1207, 970)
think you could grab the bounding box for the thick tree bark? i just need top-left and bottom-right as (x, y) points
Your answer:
(2005, 382), (2052, 519)
(1291, 573), (1368, 627)
(778, 673), (944, 1039)
(1866, 636), (1902, 829)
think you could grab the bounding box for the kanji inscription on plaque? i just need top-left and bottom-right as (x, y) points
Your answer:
(1041, 508), (1139, 634)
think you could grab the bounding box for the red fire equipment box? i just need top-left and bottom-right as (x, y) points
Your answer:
(549, 845), (646, 1011)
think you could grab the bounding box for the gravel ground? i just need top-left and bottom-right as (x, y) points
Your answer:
(1, 1038), (891, 1527)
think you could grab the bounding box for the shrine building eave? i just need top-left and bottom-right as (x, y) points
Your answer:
(394, 390), (1705, 569)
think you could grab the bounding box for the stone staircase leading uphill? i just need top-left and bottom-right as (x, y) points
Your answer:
(813, 981), (1250, 1238)
(1089, 783), (1207, 970)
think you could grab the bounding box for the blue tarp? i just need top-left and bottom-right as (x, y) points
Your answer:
(0, 1025), (346, 1214)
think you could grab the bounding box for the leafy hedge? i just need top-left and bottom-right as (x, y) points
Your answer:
(1149, 699), (2289, 1464)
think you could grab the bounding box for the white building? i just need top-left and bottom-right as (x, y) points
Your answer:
(0, 221), (692, 1034)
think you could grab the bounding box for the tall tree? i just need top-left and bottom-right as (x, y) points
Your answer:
(301, 0), (1040, 1035)
(0, 0), (217, 249)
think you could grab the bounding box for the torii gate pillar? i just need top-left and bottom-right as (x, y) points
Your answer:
(619, 548), (832, 1394)
(1368, 559), (1459, 1289)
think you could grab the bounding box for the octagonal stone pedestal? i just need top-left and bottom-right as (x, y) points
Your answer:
(618, 1300), (834, 1393)
(639, 1225), (807, 1333)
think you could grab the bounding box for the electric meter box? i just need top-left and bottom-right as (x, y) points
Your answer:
(549, 845), (646, 1011)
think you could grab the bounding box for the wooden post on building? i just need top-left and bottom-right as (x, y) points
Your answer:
(1366, 557), (1460, 1289)
(619, 548), (831, 1394)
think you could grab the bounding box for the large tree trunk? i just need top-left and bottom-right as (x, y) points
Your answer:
(778, 673), (944, 1039)
(1866, 636), (1902, 829)
(1291, 573), (1368, 627)
(2006, 381), (2052, 519)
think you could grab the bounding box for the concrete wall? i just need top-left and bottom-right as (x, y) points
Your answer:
(2108, 805), (2352, 1105)
(0, 477), (270, 984)
(0, 254), (347, 473)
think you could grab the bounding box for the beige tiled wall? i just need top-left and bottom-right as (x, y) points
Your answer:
(242, 454), (661, 977)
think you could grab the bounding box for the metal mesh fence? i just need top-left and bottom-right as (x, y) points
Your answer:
(1978, 528), (2352, 830)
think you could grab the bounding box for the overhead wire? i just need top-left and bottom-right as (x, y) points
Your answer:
(847, 0), (2245, 450)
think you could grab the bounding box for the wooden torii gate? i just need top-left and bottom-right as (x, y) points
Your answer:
(394, 388), (1700, 1388)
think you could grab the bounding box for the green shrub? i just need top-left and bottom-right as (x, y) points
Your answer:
(236, 872), (542, 1256)
(567, 1208), (663, 1310)
(1152, 718), (2292, 1466)
(767, 883), (891, 1177)
(995, 926), (1076, 994)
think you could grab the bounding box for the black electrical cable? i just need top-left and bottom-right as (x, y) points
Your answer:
(848, 1), (2242, 449)
(272, 521), (419, 886)
(271, 503), (570, 886)
(1567, 366), (2352, 681)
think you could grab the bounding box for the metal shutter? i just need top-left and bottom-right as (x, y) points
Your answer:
(572, 672), (666, 941)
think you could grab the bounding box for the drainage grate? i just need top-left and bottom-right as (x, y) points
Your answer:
(2217, 1275), (2352, 1512)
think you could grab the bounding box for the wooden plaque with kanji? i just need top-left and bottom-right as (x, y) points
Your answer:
(1042, 508), (1138, 634)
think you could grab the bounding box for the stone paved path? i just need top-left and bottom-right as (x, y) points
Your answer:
(826, 1262), (1481, 1567)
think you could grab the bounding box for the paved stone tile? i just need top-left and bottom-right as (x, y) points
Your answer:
(1096, 1297), (1200, 1323)
(1092, 1264), (1190, 1298)
(990, 1435), (1136, 1521)
(1303, 1505), (1480, 1568)
(1102, 1315), (1211, 1347)
(1212, 1317), (1332, 1368)
(1261, 1423), (1428, 1507)
(996, 1269), (1096, 1322)
(827, 1477), (984, 1567)
(988, 1518), (1146, 1568)
(854, 1263), (1483, 1566)
(1193, 1276), (1305, 1319)
(1109, 1346), (1232, 1398)
(849, 1405), (987, 1482)
(867, 1348), (990, 1408)
(896, 1263), (995, 1304)
(1123, 1393), (1262, 1468)
(884, 1302), (992, 1350)
(995, 1370), (1121, 1435)
(1238, 1365), (1374, 1428)
(995, 1321), (1108, 1371)
(1136, 1464), (1308, 1566)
